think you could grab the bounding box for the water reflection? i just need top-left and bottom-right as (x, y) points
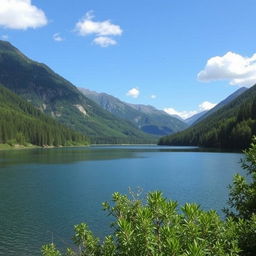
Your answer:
(0, 145), (241, 168)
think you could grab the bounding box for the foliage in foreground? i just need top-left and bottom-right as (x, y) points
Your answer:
(225, 137), (256, 220)
(42, 191), (240, 256)
(224, 136), (256, 255)
(42, 138), (256, 256)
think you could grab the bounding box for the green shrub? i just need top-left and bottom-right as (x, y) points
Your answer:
(42, 191), (240, 256)
(224, 136), (256, 255)
(42, 137), (256, 256)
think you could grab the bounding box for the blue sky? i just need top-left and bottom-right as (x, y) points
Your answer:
(1, 0), (256, 118)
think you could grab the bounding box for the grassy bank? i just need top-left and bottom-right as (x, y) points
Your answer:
(0, 142), (91, 151)
(0, 143), (40, 151)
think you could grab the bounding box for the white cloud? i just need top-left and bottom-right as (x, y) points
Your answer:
(199, 101), (216, 111)
(1, 34), (8, 40)
(53, 33), (64, 42)
(0, 0), (48, 30)
(164, 101), (216, 119)
(198, 51), (256, 87)
(164, 108), (198, 119)
(126, 88), (140, 98)
(75, 11), (122, 36)
(93, 36), (116, 47)
(75, 11), (122, 47)
(150, 94), (156, 99)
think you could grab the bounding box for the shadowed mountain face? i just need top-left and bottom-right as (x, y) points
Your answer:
(79, 88), (188, 136)
(0, 40), (154, 144)
(184, 88), (248, 126)
(191, 87), (248, 125)
(184, 111), (208, 126)
(159, 85), (256, 149)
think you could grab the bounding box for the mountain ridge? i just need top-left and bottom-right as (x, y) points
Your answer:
(79, 87), (187, 136)
(0, 40), (155, 144)
(159, 84), (255, 149)
(192, 87), (248, 125)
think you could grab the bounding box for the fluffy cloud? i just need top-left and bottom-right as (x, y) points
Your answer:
(75, 11), (122, 36)
(53, 33), (64, 42)
(164, 101), (216, 119)
(150, 94), (157, 99)
(93, 36), (117, 47)
(0, 0), (48, 30)
(198, 52), (256, 86)
(126, 88), (140, 98)
(164, 108), (197, 119)
(75, 11), (122, 47)
(199, 101), (216, 111)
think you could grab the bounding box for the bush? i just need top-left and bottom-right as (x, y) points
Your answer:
(42, 191), (240, 256)
(42, 137), (256, 256)
(224, 136), (256, 220)
(224, 136), (256, 255)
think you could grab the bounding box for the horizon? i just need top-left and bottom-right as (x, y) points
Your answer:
(1, 0), (256, 119)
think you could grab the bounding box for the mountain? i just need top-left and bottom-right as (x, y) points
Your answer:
(169, 114), (184, 121)
(0, 40), (154, 144)
(79, 88), (187, 136)
(183, 88), (248, 127)
(193, 87), (248, 125)
(0, 85), (88, 147)
(184, 111), (208, 126)
(159, 84), (256, 149)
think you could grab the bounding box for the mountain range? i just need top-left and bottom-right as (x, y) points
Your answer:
(79, 88), (187, 136)
(191, 87), (248, 125)
(0, 40), (155, 144)
(159, 84), (256, 149)
(0, 40), (254, 149)
(184, 111), (208, 126)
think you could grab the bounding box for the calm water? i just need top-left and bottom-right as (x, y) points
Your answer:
(0, 146), (244, 256)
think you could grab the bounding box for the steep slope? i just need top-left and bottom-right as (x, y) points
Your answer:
(0, 85), (88, 146)
(183, 88), (248, 127)
(159, 84), (256, 149)
(184, 111), (208, 126)
(193, 87), (248, 125)
(79, 88), (187, 136)
(0, 41), (154, 144)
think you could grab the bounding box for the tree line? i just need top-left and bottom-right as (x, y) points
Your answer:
(0, 85), (89, 147)
(159, 96), (256, 150)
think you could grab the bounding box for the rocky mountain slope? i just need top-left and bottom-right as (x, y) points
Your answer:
(0, 41), (154, 144)
(79, 88), (187, 136)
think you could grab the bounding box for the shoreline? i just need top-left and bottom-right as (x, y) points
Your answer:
(0, 143), (89, 151)
(0, 143), (40, 151)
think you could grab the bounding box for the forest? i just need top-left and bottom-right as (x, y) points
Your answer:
(159, 84), (256, 150)
(0, 85), (89, 147)
(0, 40), (155, 145)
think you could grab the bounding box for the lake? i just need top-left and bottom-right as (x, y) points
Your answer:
(0, 146), (244, 256)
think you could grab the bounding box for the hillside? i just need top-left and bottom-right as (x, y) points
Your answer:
(79, 88), (187, 136)
(184, 111), (208, 126)
(0, 41), (154, 144)
(193, 87), (248, 125)
(159, 84), (256, 149)
(0, 85), (88, 147)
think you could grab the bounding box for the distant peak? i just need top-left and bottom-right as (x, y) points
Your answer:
(236, 87), (248, 92)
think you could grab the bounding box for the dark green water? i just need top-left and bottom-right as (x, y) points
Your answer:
(0, 146), (243, 256)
